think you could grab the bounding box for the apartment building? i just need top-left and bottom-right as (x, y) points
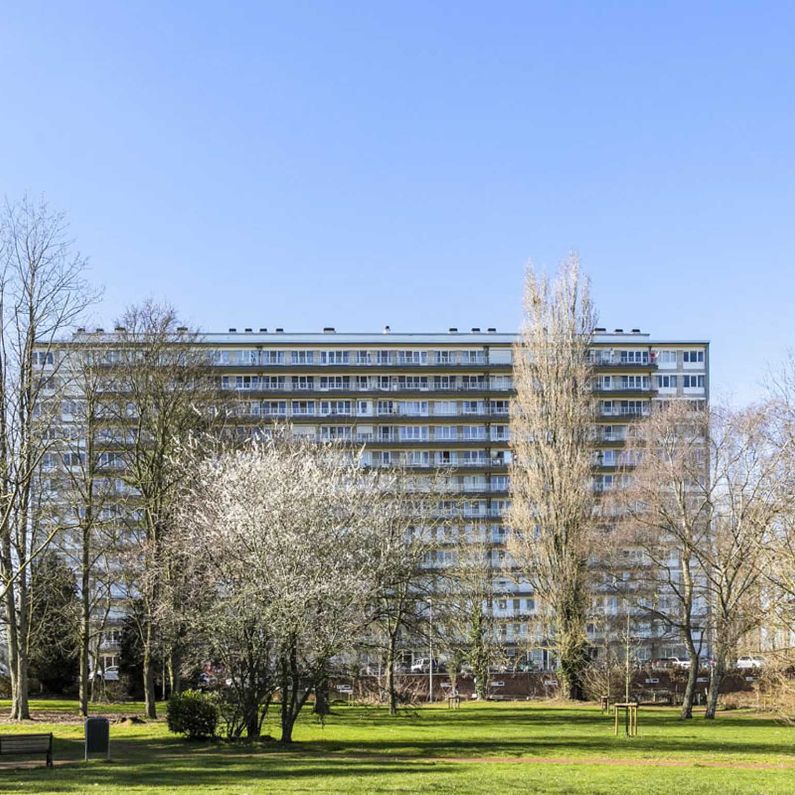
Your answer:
(39, 325), (709, 670)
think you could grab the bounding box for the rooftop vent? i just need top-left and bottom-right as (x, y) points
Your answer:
(594, 327), (606, 332)
(228, 328), (237, 333)
(614, 328), (624, 333)
(487, 327), (497, 333)
(275, 328), (284, 333)
(631, 328), (641, 333)
(323, 327), (335, 333)
(95, 328), (104, 333)
(77, 327), (85, 333)
(471, 327), (481, 332)
(244, 328), (253, 332)
(115, 326), (126, 332)
(175, 326), (187, 332)
(449, 327), (458, 333)
(383, 325), (391, 334)
(259, 328), (268, 332)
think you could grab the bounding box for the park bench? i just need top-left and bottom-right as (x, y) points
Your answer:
(0, 732), (53, 767)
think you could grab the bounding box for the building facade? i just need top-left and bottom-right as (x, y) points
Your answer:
(41, 325), (709, 670)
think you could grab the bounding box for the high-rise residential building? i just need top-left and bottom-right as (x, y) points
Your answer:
(38, 325), (709, 670)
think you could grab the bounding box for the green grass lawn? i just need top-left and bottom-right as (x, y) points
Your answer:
(0, 699), (794, 793)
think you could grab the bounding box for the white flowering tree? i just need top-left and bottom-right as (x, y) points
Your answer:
(177, 430), (384, 743)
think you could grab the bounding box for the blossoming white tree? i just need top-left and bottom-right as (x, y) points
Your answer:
(177, 431), (385, 743)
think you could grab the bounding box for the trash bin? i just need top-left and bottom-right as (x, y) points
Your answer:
(85, 717), (110, 761)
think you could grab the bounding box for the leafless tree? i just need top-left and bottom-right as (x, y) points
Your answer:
(367, 468), (443, 715)
(608, 400), (711, 718)
(0, 196), (98, 719)
(108, 301), (218, 718)
(507, 254), (598, 700)
(54, 345), (122, 716)
(434, 525), (508, 701)
(698, 406), (786, 718)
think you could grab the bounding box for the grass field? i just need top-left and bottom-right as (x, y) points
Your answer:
(0, 699), (794, 793)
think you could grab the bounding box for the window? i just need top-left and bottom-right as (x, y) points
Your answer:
(320, 351), (349, 364)
(33, 351), (54, 366)
(355, 350), (370, 364)
(291, 350), (314, 364)
(683, 375), (705, 388)
(261, 350), (284, 364)
(657, 350), (677, 367)
(620, 350), (649, 364)
(292, 401), (315, 415)
(683, 350), (704, 364)
(656, 374), (677, 389)
(319, 376), (350, 390)
(491, 400), (509, 415)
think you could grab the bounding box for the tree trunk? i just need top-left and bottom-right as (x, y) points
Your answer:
(557, 606), (587, 701)
(386, 630), (398, 716)
(169, 646), (182, 696)
(679, 643), (699, 719)
(705, 656), (725, 720)
(79, 523), (91, 717)
(4, 572), (20, 719)
(14, 577), (30, 720)
(143, 624), (157, 719)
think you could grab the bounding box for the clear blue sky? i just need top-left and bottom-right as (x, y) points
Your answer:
(2, 2), (793, 404)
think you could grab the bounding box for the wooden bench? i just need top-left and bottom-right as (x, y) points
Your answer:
(0, 733), (53, 767)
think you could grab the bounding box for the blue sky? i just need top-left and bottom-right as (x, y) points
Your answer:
(2, 2), (793, 404)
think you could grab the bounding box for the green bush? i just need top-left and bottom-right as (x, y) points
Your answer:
(167, 689), (219, 740)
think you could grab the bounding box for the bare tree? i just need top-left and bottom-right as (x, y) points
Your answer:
(698, 406), (786, 718)
(0, 196), (98, 719)
(507, 255), (598, 700)
(435, 525), (507, 701)
(108, 302), (217, 718)
(368, 468), (441, 716)
(54, 344), (121, 716)
(608, 400), (711, 719)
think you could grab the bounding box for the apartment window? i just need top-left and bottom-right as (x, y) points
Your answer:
(261, 376), (285, 390)
(435, 350), (451, 364)
(620, 350), (649, 364)
(400, 426), (428, 441)
(656, 374), (677, 389)
(33, 351), (54, 366)
(461, 425), (486, 440)
(320, 351), (349, 365)
(462, 401), (481, 415)
(491, 400), (509, 415)
(263, 401), (287, 415)
(376, 350), (392, 365)
(402, 400), (428, 416)
(377, 400), (396, 415)
(292, 376), (314, 390)
(261, 350), (284, 364)
(621, 375), (648, 389)
(357, 401), (371, 415)
(657, 350), (677, 367)
(355, 350), (370, 364)
(434, 426), (456, 440)
(291, 350), (314, 364)
(319, 376), (350, 390)
(434, 376), (453, 390)
(683, 350), (704, 364)
(320, 400), (352, 415)
(683, 375), (705, 388)
(234, 375), (259, 390)
(291, 401), (315, 415)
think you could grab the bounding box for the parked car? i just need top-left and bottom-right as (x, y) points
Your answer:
(410, 658), (445, 673)
(651, 657), (690, 671)
(736, 656), (765, 670)
(91, 665), (119, 682)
